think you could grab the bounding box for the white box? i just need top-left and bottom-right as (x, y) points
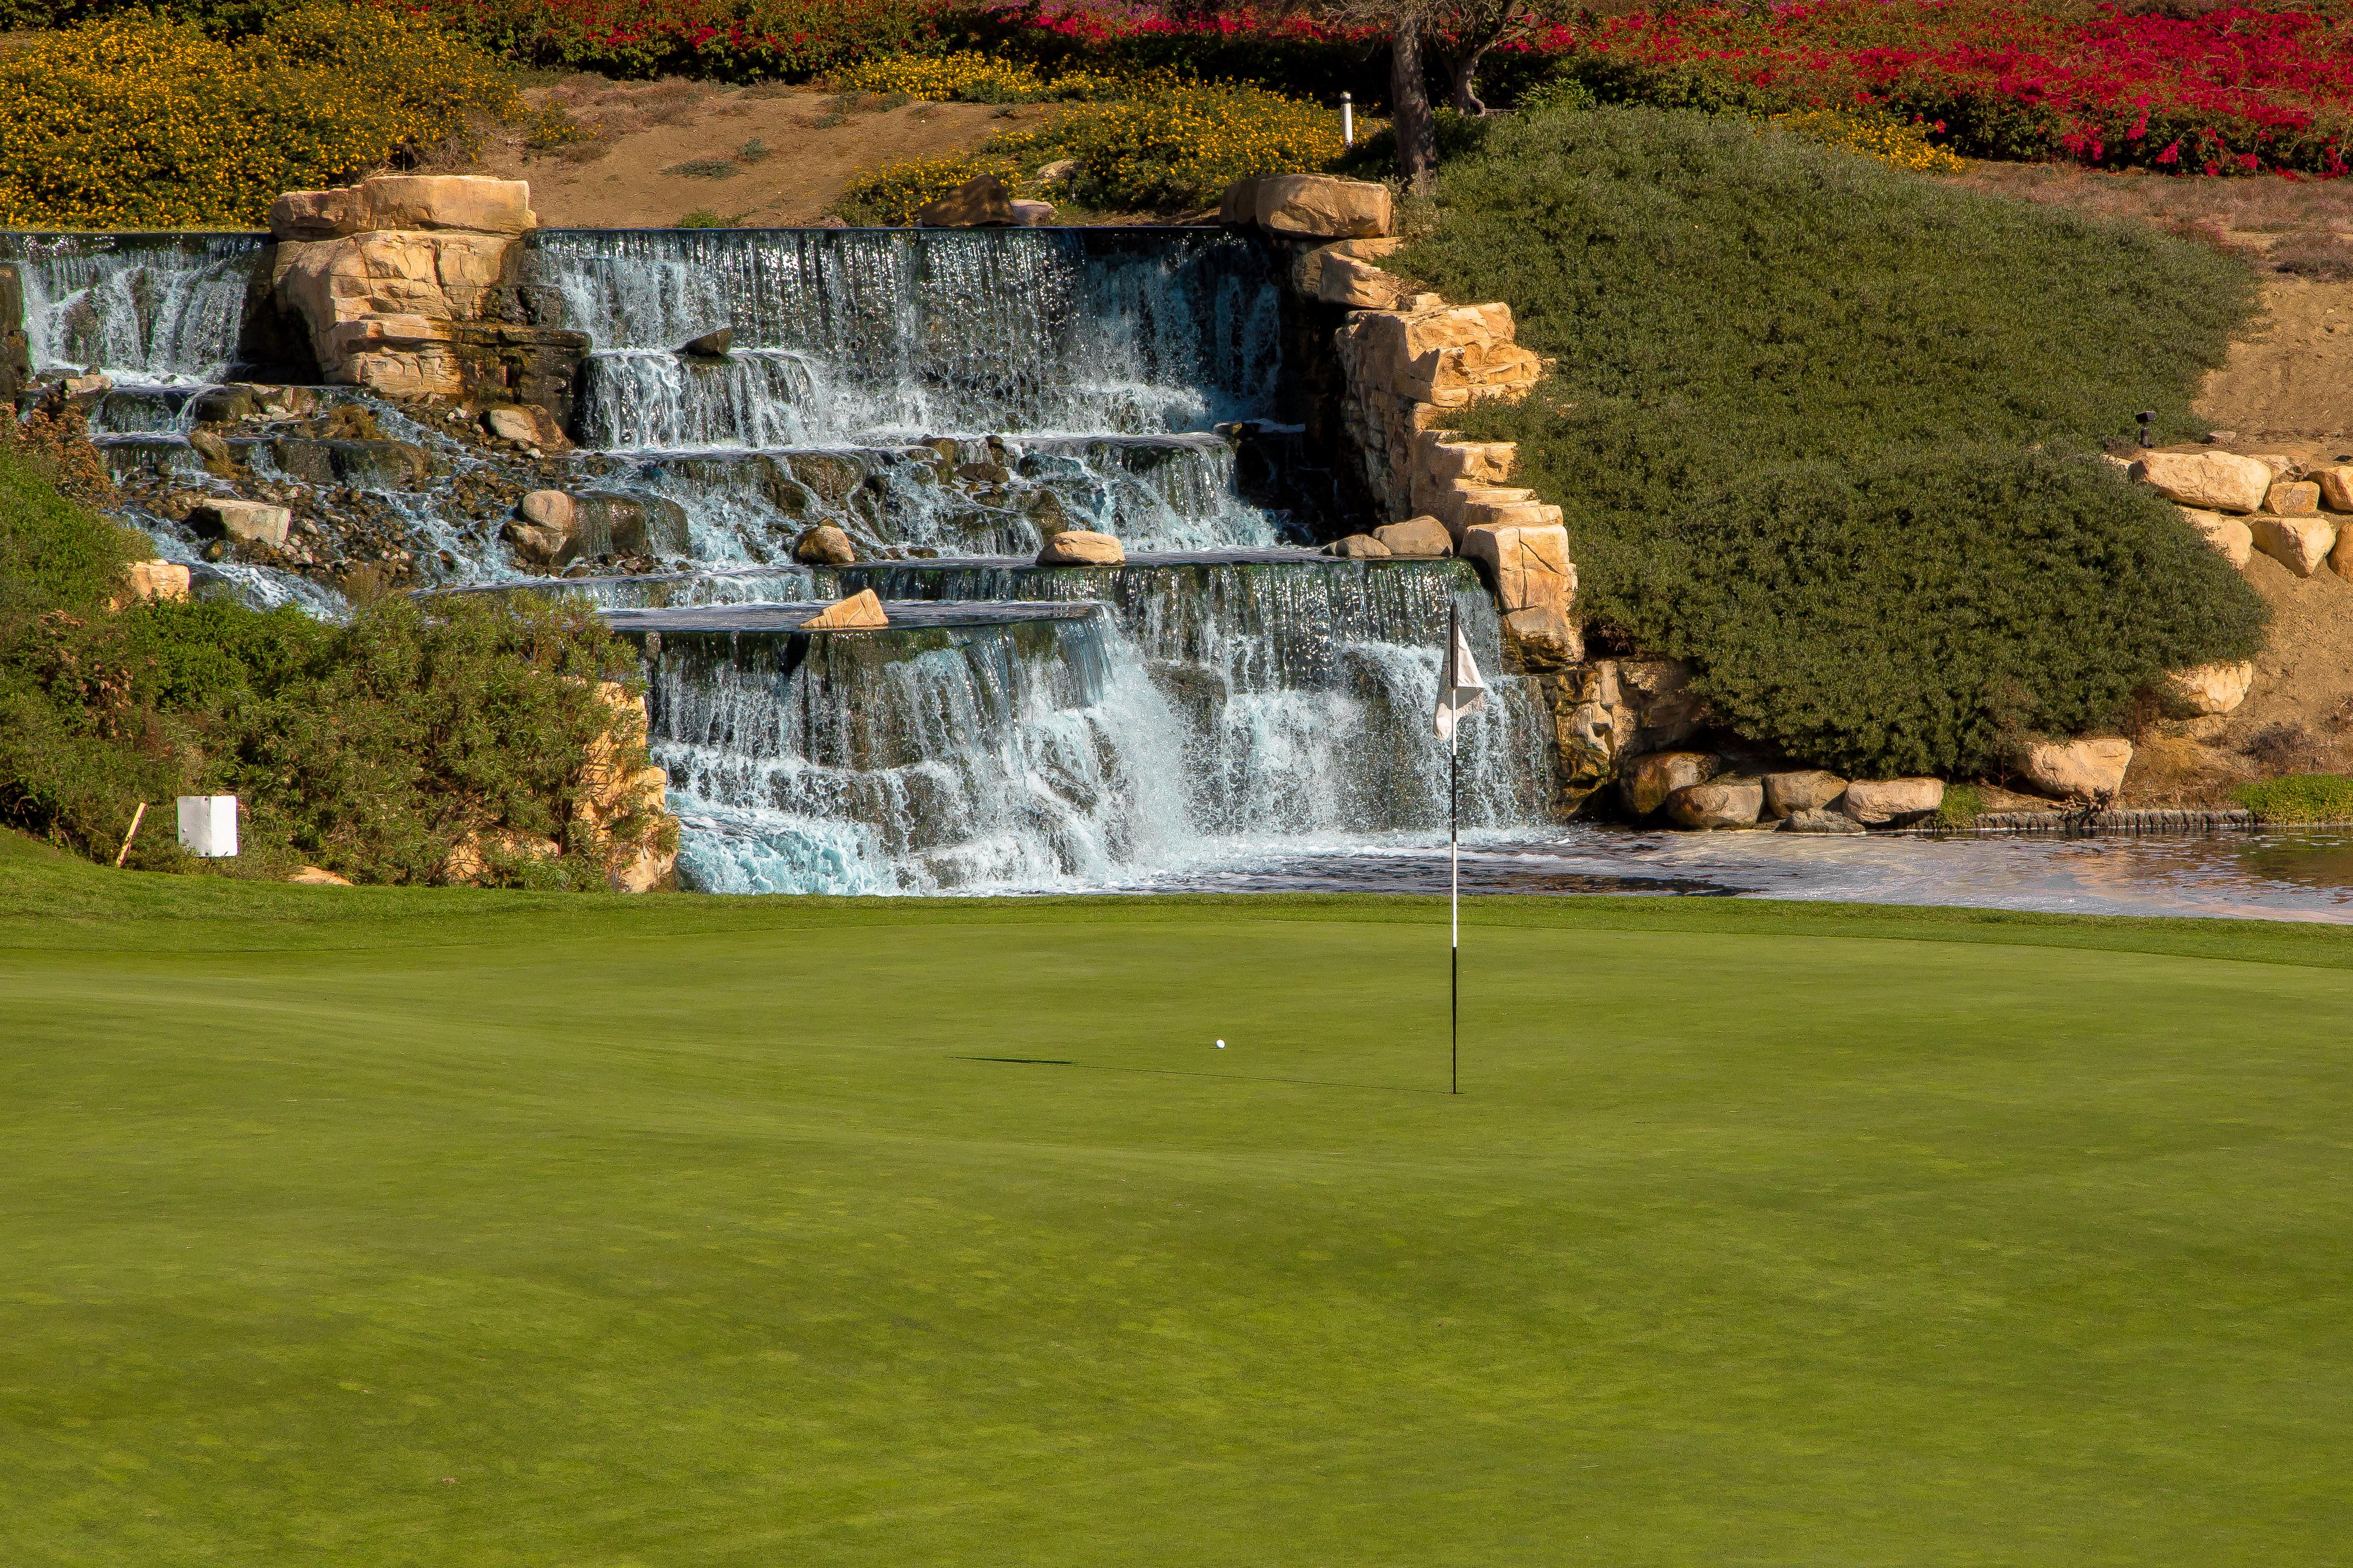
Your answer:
(176, 794), (239, 858)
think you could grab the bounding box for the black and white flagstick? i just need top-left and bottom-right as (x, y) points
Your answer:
(1449, 599), (1460, 1096)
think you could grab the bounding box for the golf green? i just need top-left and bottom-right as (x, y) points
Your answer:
(3, 832), (2348, 1564)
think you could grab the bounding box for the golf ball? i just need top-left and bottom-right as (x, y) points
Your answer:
(1215, 1039), (1226, 1049)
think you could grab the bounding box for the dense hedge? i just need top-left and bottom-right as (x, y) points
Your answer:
(1408, 108), (2270, 778)
(0, 5), (520, 229)
(0, 441), (651, 885)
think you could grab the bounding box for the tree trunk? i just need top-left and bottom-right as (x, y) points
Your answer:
(1391, 21), (1438, 194)
(1448, 42), (1493, 116)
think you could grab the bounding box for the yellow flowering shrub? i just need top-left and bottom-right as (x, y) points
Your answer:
(0, 6), (521, 230)
(1769, 109), (1970, 174)
(836, 152), (1028, 225)
(827, 50), (1134, 105)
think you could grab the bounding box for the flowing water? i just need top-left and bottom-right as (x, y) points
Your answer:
(16, 223), (2348, 916)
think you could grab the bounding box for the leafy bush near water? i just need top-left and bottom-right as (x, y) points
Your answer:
(0, 441), (650, 886)
(1410, 107), (2269, 779)
(2231, 775), (2353, 823)
(0, 6), (521, 229)
(838, 77), (1350, 220)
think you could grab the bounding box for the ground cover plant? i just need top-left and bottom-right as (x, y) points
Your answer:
(0, 4), (522, 229)
(1407, 107), (2268, 778)
(2, 858), (2349, 1560)
(2233, 771), (2353, 820)
(0, 438), (654, 885)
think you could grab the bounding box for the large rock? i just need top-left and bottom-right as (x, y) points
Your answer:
(1665, 778), (1762, 830)
(2315, 464), (2353, 512)
(2160, 661), (2254, 717)
(1307, 238), (1410, 309)
(2182, 507), (2254, 568)
(270, 176), (536, 240)
(1781, 806), (1865, 835)
(187, 498), (291, 548)
(112, 559), (191, 608)
(1619, 751), (1717, 818)
(1500, 604), (1582, 671)
(2131, 451), (2273, 514)
(1324, 533), (1391, 559)
(2265, 480), (2322, 516)
(916, 176), (1014, 228)
(1762, 769), (1847, 819)
(1539, 658), (1705, 816)
(800, 589), (888, 630)
(1008, 199), (1057, 227)
(503, 490), (686, 569)
(1841, 777), (1944, 825)
(679, 328), (732, 357)
(1037, 529), (1125, 566)
(793, 524), (856, 565)
(483, 402), (572, 451)
(2251, 512), (2337, 577)
(2017, 738), (2133, 801)
(1460, 522), (1573, 615)
(1253, 175), (1392, 240)
(1372, 515), (1452, 557)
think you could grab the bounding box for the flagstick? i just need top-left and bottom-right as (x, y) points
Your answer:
(1449, 600), (1459, 1097)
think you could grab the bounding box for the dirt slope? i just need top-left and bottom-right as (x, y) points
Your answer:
(471, 79), (1051, 227)
(2194, 275), (2353, 448)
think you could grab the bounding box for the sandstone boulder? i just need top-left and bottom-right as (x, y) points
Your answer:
(62, 371), (111, 402)
(2017, 738), (2133, 800)
(1461, 522), (1573, 616)
(187, 385), (257, 424)
(2316, 464), (2353, 512)
(2249, 452), (2297, 479)
(1009, 199), (1057, 226)
(1781, 806), (1865, 835)
(2160, 661), (2254, 717)
(1762, 769), (1847, 819)
(270, 175), (536, 240)
(794, 524), (857, 565)
(2251, 512), (2337, 577)
(1037, 529), (1125, 566)
(1619, 751), (1717, 818)
(1372, 515), (1453, 558)
(187, 498), (291, 548)
(916, 175), (1013, 228)
(679, 328), (732, 357)
(116, 559), (191, 607)
(800, 588), (888, 630)
(1325, 533), (1392, 559)
(1665, 778), (1762, 830)
(440, 828), (562, 886)
(2131, 451), (2272, 514)
(1035, 159), (1077, 185)
(287, 865), (353, 886)
(2182, 507), (2254, 568)
(2265, 480), (2322, 516)
(1500, 604), (1582, 671)
(1841, 777), (1944, 825)
(484, 403), (571, 451)
(1253, 175), (1392, 239)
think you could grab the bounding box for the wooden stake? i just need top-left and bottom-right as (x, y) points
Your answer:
(114, 801), (147, 868)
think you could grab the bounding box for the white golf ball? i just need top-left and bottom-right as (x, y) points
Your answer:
(1215, 1039), (1226, 1049)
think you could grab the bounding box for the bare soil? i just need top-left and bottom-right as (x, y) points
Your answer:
(469, 78), (1057, 228)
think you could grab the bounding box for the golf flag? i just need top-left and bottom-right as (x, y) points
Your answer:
(1434, 620), (1488, 740)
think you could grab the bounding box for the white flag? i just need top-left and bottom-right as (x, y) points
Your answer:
(1434, 621), (1488, 740)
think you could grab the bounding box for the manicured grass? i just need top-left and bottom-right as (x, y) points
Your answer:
(4, 835), (2350, 1563)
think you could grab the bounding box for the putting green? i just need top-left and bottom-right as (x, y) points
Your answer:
(3, 834), (2349, 1564)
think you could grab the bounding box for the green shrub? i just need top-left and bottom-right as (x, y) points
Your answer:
(2230, 775), (2353, 824)
(1410, 107), (2269, 778)
(0, 5), (521, 229)
(0, 448), (653, 885)
(838, 152), (1025, 225)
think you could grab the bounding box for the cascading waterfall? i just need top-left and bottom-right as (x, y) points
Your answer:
(11, 221), (1562, 892)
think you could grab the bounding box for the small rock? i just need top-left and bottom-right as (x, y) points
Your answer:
(482, 403), (572, 452)
(1009, 200), (1057, 227)
(186, 498), (291, 548)
(2131, 451), (2272, 514)
(62, 371), (112, 402)
(800, 589), (888, 630)
(2315, 464), (2353, 512)
(288, 866), (353, 886)
(679, 328), (733, 357)
(2251, 513), (2337, 577)
(1841, 777), (1944, 825)
(1035, 158), (1079, 185)
(187, 385), (257, 424)
(116, 558), (191, 607)
(1037, 529), (1125, 566)
(2264, 480), (2321, 516)
(793, 524), (856, 565)
(1762, 769), (1847, 819)
(2248, 452), (2298, 479)
(2017, 739), (2133, 801)
(2159, 661), (2254, 717)
(1780, 806), (1865, 835)
(1372, 515), (1452, 558)
(1665, 778), (1762, 830)
(916, 175), (1013, 228)
(1325, 533), (1392, 559)
(1618, 751), (1716, 818)
(2181, 507), (2254, 568)
(519, 489), (576, 531)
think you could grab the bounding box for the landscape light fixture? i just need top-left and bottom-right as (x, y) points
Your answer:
(2137, 410), (2155, 448)
(1341, 93), (1354, 147)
